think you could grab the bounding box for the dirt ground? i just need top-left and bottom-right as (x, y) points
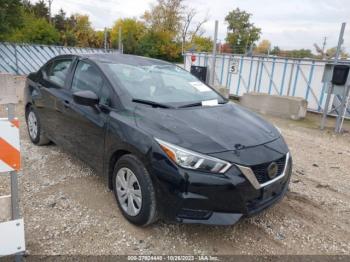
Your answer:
(1, 105), (350, 256)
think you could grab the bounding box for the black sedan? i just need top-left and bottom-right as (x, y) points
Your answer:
(24, 54), (292, 226)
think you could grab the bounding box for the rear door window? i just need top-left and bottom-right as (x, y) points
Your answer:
(41, 61), (52, 81)
(46, 59), (72, 87)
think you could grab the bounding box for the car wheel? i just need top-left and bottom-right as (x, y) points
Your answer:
(26, 106), (50, 145)
(112, 154), (158, 226)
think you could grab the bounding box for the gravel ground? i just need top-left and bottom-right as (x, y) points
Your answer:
(0, 105), (350, 256)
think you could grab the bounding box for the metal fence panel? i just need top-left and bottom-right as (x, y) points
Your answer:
(0, 42), (117, 75)
(184, 52), (350, 117)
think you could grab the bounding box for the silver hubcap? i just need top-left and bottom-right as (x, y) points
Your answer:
(116, 168), (142, 216)
(28, 111), (38, 139)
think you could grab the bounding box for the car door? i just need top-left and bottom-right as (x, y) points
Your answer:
(35, 57), (74, 145)
(61, 59), (110, 173)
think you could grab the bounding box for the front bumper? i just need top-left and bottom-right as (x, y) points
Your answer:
(151, 151), (292, 225)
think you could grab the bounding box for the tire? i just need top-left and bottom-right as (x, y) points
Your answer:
(26, 106), (50, 146)
(112, 154), (158, 226)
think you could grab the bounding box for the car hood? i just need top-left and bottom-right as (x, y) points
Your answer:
(134, 102), (280, 154)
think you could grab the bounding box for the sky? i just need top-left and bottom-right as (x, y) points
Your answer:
(38, 0), (350, 52)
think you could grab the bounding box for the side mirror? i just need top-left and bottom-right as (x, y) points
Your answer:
(73, 90), (99, 106)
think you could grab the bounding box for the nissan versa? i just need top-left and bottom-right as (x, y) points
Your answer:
(24, 54), (292, 226)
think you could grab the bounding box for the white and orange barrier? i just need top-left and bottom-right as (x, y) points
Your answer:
(0, 118), (20, 173)
(0, 110), (25, 258)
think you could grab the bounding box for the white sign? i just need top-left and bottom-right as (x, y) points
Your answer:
(189, 82), (212, 92)
(0, 219), (25, 256)
(202, 100), (219, 106)
(230, 58), (239, 74)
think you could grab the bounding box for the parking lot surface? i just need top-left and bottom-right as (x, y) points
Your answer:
(1, 105), (350, 255)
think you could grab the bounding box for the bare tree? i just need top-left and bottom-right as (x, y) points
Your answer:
(181, 8), (196, 53)
(189, 12), (209, 41)
(314, 43), (325, 59)
(314, 43), (349, 59)
(314, 37), (327, 60)
(180, 7), (209, 53)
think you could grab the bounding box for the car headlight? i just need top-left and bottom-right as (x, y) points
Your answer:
(155, 138), (232, 173)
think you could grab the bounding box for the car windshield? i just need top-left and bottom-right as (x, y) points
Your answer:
(105, 63), (224, 107)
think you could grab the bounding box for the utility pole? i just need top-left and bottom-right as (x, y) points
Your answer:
(47, 0), (53, 24)
(118, 26), (122, 54)
(104, 28), (107, 51)
(210, 20), (218, 86)
(321, 36), (327, 60)
(334, 23), (348, 133)
(320, 22), (346, 130)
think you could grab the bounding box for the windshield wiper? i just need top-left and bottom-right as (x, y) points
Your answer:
(178, 100), (228, 108)
(132, 98), (174, 109)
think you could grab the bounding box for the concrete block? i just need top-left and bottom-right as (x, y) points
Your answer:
(240, 92), (308, 120)
(0, 73), (26, 103)
(214, 86), (230, 99)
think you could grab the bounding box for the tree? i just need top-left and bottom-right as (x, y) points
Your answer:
(225, 8), (261, 54)
(141, 0), (185, 61)
(61, 30), (77, 46)
(270, 46), (281, 56)
(181, 7), (209, 53)
(52, 9), (78, 46)
(278, 49), (314, 59)
(140, 0), (209, 60)
(0, 0), (209, 61)
(324, 47), (349, 59)
(189, 36), (213, 52)
(137, 30), (181, 62)
(9, 13), (59, 44)
(22, 0), (32, 11)
(221, 43), (233, 53)
(30, 0), (49, 20)
(111, 18), (146, 53)
(143, 0), (183, 37)
(255, 39), (271, 54)
(53, 9), (66, 32)
(0, 0), (24, 41)
(72, 14), (99, 47)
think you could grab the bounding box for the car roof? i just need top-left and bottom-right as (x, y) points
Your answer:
(67, 53), (173, 67)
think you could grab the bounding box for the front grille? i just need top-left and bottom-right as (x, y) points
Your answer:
(251, 156), (286, 184)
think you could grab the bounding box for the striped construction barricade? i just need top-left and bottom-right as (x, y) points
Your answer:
(0, 118), (20, 172)
(0, 103), (25, 258)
